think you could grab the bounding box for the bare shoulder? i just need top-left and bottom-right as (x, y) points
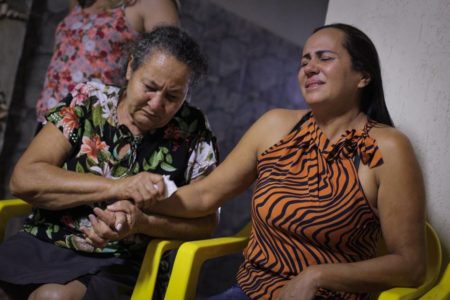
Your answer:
(252, 109), (309, 154)
(370, 125), (415, 159)
(257, 108), (309, 129)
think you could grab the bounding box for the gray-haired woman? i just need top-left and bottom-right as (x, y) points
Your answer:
(1, 26), (218, 300)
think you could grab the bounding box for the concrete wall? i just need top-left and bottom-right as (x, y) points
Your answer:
(209, 0), (328, 47)
(326, 0), (450, 262)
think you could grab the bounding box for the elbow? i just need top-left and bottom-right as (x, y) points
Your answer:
(9, 166), (40, 204)
(9, 169), (29, 199)
(400, 255), (426, 287)
(408, 260), (426, 287)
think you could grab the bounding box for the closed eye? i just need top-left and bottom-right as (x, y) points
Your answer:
(145, 84), (158, 92)
(319, 55), (334, 61)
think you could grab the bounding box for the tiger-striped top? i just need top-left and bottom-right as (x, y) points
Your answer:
(236, 111), (384, 300)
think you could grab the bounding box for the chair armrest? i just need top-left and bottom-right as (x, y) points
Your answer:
(378, 287), (423, 300)
(131, 239), (183, 300)
(165, 235), (249, 300)
(0, 199), (31, 242)
(420, 263), (450, 300)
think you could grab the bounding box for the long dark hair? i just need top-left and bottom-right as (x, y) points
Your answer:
(313, 23), (394, 126)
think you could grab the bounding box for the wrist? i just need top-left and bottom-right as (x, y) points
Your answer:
(134, 211), (152, 236)
(307, 265), (324, 289)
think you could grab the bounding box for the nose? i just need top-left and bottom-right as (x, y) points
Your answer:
(147, 92), (165, 111)
(302, 60), (319, 77)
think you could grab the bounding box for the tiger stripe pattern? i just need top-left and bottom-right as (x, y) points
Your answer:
(237, 111), (383, 299)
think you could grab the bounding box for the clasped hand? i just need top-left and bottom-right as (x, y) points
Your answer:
(82, 172), (166, 248)
(113, 172), (166, 212)
(81, 200), (141, 248)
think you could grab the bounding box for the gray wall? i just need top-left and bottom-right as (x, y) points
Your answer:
(209, 0), (329, 47)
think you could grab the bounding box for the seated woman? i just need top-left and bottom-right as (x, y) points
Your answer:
(102, 23), (426, 299)
(0, 26), (218, 300)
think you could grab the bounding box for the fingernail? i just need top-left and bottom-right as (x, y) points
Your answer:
(153, 184), (159, 191)
(115, 223), (122, 231)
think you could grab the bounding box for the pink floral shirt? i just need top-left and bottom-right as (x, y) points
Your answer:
(36, 5), (139, 122)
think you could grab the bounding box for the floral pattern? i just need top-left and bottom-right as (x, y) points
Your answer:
(23, 81), (219, 257)
(35, 5), (139, 122)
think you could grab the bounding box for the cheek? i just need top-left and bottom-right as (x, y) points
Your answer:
(163, 102), (184, 119)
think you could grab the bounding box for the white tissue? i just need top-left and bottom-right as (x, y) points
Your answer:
(162, 175), (178, 198)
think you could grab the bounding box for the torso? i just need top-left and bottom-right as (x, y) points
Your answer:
(256, 109), (380, 214)
(238, 111), (384, 299)
(27, 82), (218, 256)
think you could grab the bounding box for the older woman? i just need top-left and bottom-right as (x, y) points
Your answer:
(118, 23), (426, 300)
(0, 26), (218, 300)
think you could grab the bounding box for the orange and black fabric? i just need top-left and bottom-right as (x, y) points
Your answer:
(237, 111), (383, 300)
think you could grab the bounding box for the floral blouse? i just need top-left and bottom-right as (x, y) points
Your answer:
(23, 82), (219, 257)
(35, 4), (139, 123)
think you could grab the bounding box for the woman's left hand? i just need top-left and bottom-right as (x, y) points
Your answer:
(81, 200), (143, 247)
(276, 267), (320, 300)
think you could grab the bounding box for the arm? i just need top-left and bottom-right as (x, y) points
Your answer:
(87, 109), (305, 245)
(134, 0), (179, 32)
(278, 128), (426, 299)
(148, 109), (307, 218)
(83, 200), (218, 247)
(9, 123), (114, 209)
(9, 123), (164, 210)
(137, 211), (218, 240)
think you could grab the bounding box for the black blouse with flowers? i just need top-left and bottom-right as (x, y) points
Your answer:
(23, 82), (218, 257)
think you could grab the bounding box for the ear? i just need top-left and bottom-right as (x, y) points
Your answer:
(357, 72), (371, 88)
(126, 56), (134, 81)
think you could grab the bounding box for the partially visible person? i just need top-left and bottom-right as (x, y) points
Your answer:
(36, 0), (180, 124)
(100, 23), (426, 300)
(0, 26), (218, 300)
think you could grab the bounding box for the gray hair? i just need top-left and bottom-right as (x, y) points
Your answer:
(129, 26), (208, 87)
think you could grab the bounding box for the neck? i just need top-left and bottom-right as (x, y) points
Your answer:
(117, 101), (143, 137)
(312, 106), (366, 143)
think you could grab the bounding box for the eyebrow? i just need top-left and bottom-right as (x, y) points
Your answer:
(145, 80), (185, 93)
(301, 50), (338, 60)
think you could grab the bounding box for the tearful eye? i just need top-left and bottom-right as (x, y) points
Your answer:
(166, 94), (182, 103)
(144, 84), (157, 92)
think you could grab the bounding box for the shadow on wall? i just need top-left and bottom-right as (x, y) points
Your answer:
(180, 0), (306, 296)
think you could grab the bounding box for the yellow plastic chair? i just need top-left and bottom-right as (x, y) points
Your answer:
(420, 263), (450, 300)
(0, 198), (31, 242)
(131, 239), (183, 300)
(164, 222), (441, 300)
(0, 198), (182, 300)
(164, 223), (250, 300)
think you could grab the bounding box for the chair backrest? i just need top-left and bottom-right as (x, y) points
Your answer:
(422, 223), (443, 292)
(420, 263), (450, 300)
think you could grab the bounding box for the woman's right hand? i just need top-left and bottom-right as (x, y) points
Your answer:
(113, 172), (165, 212)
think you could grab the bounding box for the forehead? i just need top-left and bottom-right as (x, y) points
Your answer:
(302, 28), (347, 55)
(142, 50), (182, 68)
(138, 51), (190, 81)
